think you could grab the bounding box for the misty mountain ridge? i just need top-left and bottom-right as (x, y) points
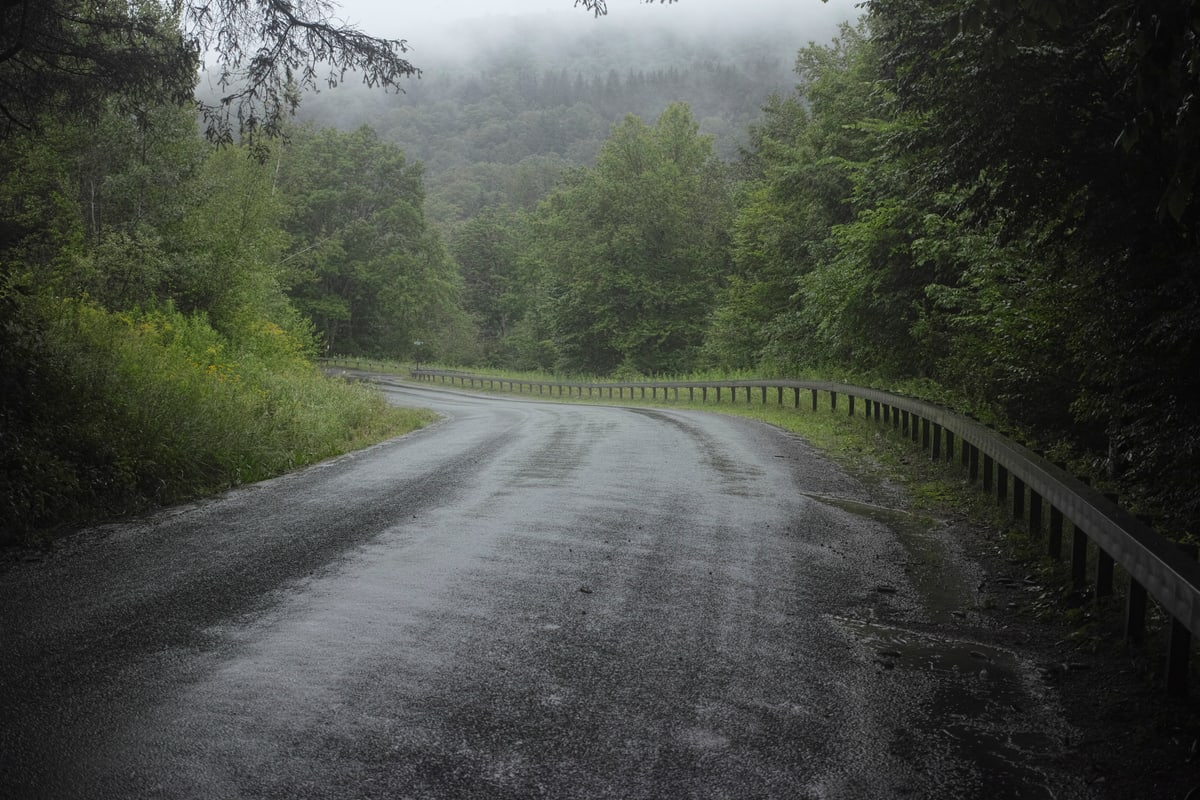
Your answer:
(290, 11), (845, 223)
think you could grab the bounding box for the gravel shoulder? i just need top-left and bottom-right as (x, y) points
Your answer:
(959, 519), (1200, 799)
(863, 474), (1200, 799)
(714, 395), (1200, 800)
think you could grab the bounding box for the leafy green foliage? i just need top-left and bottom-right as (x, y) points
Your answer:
(293, 39), (805, 229)
(277, 125), (473, 360)
(714, 23), (901, 374)
(0, 290), (427, 541)
(449, 207), (529, 363)
(710, 7), (1199, 531)
(861, 0), (1200, 530)
(524, 103), (732, 374)
(5, 0), (1198, 541)
(0, 102), (443, 540)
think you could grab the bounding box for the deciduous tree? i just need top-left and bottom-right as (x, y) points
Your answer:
(529, 103), (731, 374)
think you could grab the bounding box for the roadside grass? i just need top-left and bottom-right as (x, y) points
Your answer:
(3, 301), (434, 545)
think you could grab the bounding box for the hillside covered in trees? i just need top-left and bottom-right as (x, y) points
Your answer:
(2, 0), (1198, 543)
(289, 15), (819, 225)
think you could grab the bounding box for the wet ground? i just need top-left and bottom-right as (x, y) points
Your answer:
(1, 384), (1093, 798)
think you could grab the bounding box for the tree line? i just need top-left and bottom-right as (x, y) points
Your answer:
(0, 0), (446, 539)
(2, 0), (1196, 541)
(292, 43), (800, 226)
(449, 7), (1200, 538)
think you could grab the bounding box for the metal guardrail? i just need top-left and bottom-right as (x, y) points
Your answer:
(408, 368), (1200, 695)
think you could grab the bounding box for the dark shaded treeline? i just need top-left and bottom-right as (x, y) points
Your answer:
(435, 7), (1200, 537)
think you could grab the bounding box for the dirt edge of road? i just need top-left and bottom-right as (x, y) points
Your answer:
(841, 453), (1200, 799)
(957, 518), (1200, 799)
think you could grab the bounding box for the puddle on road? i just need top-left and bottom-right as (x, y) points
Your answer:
(835, 616), (1069, 799)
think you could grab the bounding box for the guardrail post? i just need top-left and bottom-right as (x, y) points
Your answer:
(1012, 476), (1025, 519)
(873, 401), (881, 422)
(777, 386), (783, 406)
(1123, 578), (1149, 654)
(760, 386), (766, 404)
(968, 444), (979, 482)
(1029, 490), (1043, 538)
(702, 387), (707, 402)
(1167, 543), (1199, 696)
(931, 423), (942, 460)
(811, 389), (818, 410)
(1048, 506), (1064, 558)
(901, 410), (910, 435)
(997, 465), (1009, 503)
(921, 418), (931, 450)
(983, 455), (994, 491)
(831, 391), (837, 411)
(1071, 523), (1088, 588)
(716, 387), (722, 402)
(1125, 574), (1147, 645)
(849, 395), (856, 416)
(944, 430), (954, 462)
(689, 387), (694, 401)
(1096, 548), (1115, 598)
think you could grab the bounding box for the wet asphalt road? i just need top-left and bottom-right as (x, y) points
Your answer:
(0, 383), (1084, 799)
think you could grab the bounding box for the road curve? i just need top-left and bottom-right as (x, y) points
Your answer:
(0, 383), (1083, 799)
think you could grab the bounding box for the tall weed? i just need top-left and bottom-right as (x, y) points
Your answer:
(0, 294), (429, 543)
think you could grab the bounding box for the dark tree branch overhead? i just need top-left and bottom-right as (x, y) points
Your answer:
(184, 0), (419, 141)
(0, 0), (196, 137)
(0, 0), (689, 142)
(0, 0), (419, 141)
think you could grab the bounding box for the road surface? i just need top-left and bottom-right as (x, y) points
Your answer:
(0, 382), (1084, 798)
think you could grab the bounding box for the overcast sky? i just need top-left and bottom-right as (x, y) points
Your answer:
(333, 0), (863, 44)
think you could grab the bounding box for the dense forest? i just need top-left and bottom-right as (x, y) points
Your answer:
(2, 0), (1198, 541)
(0, 0), (442, 539)
(288, 17), (809, 225)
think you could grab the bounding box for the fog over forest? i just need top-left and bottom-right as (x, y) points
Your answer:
(279, 0), (861, 226)
(332, 0), (862, 55)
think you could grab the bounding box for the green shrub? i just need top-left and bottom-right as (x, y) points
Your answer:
(0, 293), (430, 544)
